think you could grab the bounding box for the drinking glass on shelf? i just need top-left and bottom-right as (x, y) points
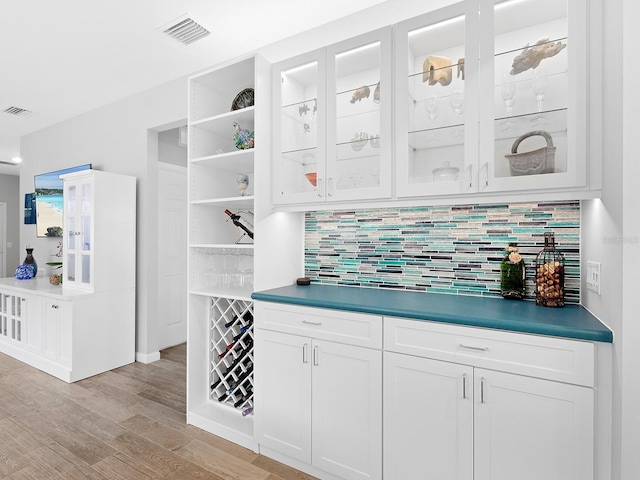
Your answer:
(424, 94), (439, 121)
(449, 89), (464, 117)
(532, 67), (548, 112)
(501, 73), (516, 115)
(236, 174), (249, 196)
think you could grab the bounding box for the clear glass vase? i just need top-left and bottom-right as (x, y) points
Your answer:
(500, 243), (525, 300)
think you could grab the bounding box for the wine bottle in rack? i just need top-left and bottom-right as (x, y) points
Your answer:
(224, 209), (254, 241)
(218, 376), (252, 402)
(234, 385), (254, 408)
(218, 336), (253, 359)
(223, 354), (252, 376)
(224, 310), (253, 329)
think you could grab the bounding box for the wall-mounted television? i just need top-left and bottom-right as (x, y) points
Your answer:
(34, 164), (92, 237)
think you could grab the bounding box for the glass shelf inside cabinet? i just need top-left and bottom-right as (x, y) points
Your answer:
(405, 12), (466, 187)
(493, 0), (569, 180)
(280, 61), (319, 196)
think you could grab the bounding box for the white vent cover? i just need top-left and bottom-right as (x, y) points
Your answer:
(2, 106), (32, 117)
(160, 14), (210, 45)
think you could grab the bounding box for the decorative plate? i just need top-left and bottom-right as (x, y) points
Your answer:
(231, 88), (255, 111)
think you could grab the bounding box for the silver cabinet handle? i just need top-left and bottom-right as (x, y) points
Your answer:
(317, 178), (324, 198)
(465, 164), (473, 191)
(462, 374), (467, 399)
(327, 177), (334, 197)
(302, 320), (322, 326)
(480, 377), (486, 403)
(51, 304), (59, 309)
(313, 346), (319, 366)
(303, 343), (308, 363)
(458, 343), (489, 352)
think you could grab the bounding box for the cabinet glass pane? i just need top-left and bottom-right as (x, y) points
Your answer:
(406, 14), (466, 186)
(334, 41), (381, 192)
(493, 0), (568, 179)
(279, 61), (319, 195)
(66, 185), (76, 215)
(82, 254), (91, 284)
(67, 217), (76, 250)
(67, 254), (76, 282)
(81, 182), (91, 214)
(82, 215), (91, 251)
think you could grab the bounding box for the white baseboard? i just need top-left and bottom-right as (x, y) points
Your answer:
(135, 351), (161, 364)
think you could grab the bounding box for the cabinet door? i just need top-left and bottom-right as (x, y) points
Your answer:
(395, 2), (479, 198)
(478, 0), (587, 193)
(474, 369), (594, 480)
(254, 329), (312, 463)
(312, 339), (382, 480)
(325, 27), (393, 202)
(384, 352), (473, 480)
(64, 177), (94, 291)
(42, 299), (72, 367)
(272, 50), (327, 205)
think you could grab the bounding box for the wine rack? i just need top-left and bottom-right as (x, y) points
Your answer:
(209, 296), (254, 414)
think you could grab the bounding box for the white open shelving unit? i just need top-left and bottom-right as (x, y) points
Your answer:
(187, 55), (268, 449)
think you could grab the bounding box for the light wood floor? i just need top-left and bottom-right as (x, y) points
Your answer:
(0, 343), (317, 480)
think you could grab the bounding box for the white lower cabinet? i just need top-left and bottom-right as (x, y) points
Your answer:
(473, 369), (593, 480)
(384, 352), (473, 480)
(255, 302), (382, 480)
(42, 298), (72, 368)
(384, 316), (596, 480)
(0, 278), (135, 383)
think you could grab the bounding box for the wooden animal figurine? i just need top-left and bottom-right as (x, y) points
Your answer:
(350, 85), (371, 103)
(422, 55), (453, 86)
(510, 38), (567, 75)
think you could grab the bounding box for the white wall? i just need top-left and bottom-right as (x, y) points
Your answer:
(581, 0), (640, 479)
(20, 77), (187, 359)
(0, 174), (20, 276)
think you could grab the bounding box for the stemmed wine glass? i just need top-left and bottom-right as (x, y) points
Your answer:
(449, 89), (464, 118)
(502, 73), (516, 115)
(532, 67), (548, 112)
(501, 73), (516, 131)
(424, 94), (439, 121)
(236, 174), (249, 196)
(531, 67), (548, 126)
(449, 89), (464, 137)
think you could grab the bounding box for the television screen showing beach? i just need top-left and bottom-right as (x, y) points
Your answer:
(34, 164), (91, 237)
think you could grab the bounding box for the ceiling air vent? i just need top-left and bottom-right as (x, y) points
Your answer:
(2, 106), (32, 117)
(161, 14), (210, 45)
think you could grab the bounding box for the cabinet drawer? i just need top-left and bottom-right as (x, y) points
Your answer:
(384, 317), (594, 386)
(255, 302), (382, 349)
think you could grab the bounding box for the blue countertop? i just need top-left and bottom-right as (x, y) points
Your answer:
(251, 284), (613, 343)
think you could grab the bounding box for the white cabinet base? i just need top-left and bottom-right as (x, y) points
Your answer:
(0, 278), (135, 383)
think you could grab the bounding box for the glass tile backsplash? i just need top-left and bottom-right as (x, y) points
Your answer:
(305, 202), (580, 303)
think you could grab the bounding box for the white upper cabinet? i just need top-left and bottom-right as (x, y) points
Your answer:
(478, 0), (587, 194)
(395, 0), (591, 199)
(395, 2), (479, 198)
(272, 28), (393, 206)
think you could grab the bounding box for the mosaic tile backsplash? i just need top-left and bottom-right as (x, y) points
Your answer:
(305, 202), (580, 303)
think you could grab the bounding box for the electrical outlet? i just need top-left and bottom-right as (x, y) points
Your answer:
(586, 261), (601, 295)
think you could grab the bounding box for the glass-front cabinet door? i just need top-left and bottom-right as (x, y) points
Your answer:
(479, 0), (587, 193)
(272, 50), (326, 205)
(326, 27), (392, 202)
(395, 3), (479, 198)
(272, 28), (392, 206)
(64, 176), (94, 291)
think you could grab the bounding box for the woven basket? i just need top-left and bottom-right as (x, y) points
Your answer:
(505, 130), (556, 176)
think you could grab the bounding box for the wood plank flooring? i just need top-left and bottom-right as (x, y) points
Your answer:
(0, 344), (317, 480)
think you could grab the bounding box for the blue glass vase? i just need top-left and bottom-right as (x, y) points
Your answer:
(23, 247), (37, 276)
